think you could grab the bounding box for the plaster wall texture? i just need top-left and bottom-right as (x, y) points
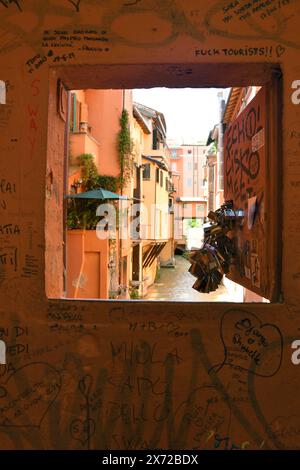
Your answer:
(0, 0), (299, 450)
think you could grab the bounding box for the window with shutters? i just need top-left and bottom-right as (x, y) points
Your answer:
(143, 163), (151, 180)
(70, 92), (82, 133)
(152, 128), (158, 150)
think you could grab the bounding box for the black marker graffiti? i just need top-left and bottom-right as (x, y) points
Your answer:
(210, 309), (283, 377)
(0, 224), (20, 236)
(0, 0), (22, 12)
(204, 0), (300, 49)
(0, 247), (17, 272)
(70, 375), (95, 448)
(67, 0), (81, 12)
(195, 46), (274, 57)
(225, 102), (263, 205)
(0, 179), (16, 194)
(0, 362), (62, 427)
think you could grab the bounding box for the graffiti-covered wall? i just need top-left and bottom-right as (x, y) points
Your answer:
(0, 0), (300, 450)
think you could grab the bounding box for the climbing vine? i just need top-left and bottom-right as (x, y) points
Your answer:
(117, 109), (134, 190)
(98, 175), (118, 193)
(76, 153), (119, 192)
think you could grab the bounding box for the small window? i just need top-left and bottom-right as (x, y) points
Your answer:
(186, 177), (192, 187)
(156, 167), (159, 183)
(171, 162), (177, 171)
(165, 177), (168, 191)
(143, 163), (150, 180)
(153, 128), (158, 150)
(188, 149), (192, 154)
(160, 171), (163, 187)
(70, 93), (82, 132)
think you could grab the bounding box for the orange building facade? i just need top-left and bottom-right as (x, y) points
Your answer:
(65, 90), (175, 299)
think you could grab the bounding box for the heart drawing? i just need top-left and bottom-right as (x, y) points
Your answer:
(276, 45), (286, 57)
(212, 309), (283, 377)
(0, 361), (62, 427)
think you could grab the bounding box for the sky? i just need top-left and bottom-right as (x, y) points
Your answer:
(133, 87), (230, 146)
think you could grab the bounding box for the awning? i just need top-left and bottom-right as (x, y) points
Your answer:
(66, 188), (128, 200)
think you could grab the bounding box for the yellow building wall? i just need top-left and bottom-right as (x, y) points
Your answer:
(142, 159), (170, 240)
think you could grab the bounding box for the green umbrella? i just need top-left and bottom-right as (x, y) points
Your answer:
(66, 188), (128, 200)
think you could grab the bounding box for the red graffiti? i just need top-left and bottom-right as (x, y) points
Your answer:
(27, 80), (40, 159)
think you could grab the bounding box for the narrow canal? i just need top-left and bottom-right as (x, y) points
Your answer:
(144, 255), (234, 301)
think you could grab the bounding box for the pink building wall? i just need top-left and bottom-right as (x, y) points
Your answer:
(85, 89), (132, 177)
(180, 145), (206, 199)
(66, 230), (109, 299)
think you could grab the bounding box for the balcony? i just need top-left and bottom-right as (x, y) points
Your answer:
(69, 131), (100, 167)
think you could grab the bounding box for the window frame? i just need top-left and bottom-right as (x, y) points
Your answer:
(143, 163), (151, 180)
(46, 62), (282, 303)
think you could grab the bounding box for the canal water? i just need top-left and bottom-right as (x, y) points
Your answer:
(144, 255), (233, 302)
